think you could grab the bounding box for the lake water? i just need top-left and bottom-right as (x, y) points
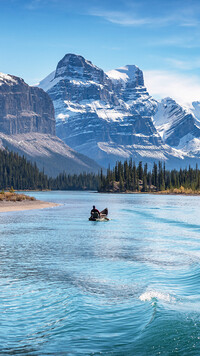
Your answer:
(0, 191), (200, 355)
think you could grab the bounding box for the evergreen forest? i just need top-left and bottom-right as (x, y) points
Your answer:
(1, 150), (200, 193)
(98, 160), (200, 193)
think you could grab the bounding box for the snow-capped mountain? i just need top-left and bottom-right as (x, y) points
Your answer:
(39, 54), (185, 168)
(154, 98), (200, 157)
(107, 65), (157, 117)
(187, 101), (200, 126)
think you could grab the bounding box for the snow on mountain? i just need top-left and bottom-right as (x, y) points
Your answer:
(38, 71), (56, 92)
(153, 97), (200, 156)
(189, 102), (200, 126)
(39, 54), (185, 168)
(107, 65), (140, 86)
(0, 72), (18, 86)
(107, 65), (157, 117)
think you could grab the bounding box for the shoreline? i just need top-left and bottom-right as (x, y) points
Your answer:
(98, 191), (200, 196)
(0, 200), (59, 213)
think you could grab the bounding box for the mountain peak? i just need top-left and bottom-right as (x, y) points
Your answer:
(54, 53), (105, 83)
(107, 64), (144, 86)
(161, 97), (177, 105)
(57, 53), (92, 68)
(0, 72), (18, 86)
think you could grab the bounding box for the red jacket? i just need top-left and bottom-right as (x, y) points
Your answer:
(91, 208), (100, 214)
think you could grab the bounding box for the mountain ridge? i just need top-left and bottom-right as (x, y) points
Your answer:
(39, 53), (198, 168)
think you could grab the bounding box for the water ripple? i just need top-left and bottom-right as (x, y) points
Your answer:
(0, 192), (200, 354)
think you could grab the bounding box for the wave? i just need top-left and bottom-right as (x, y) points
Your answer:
(139, 289), (176, 303)
(122, 208), (200, 231)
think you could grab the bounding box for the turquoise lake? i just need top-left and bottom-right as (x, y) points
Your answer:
(0, 191), (200, 355)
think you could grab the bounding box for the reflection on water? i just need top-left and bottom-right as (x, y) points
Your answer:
(0, 192), (200, 354)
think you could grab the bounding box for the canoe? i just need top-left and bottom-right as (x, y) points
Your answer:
(89, 216), (109, 222)
(89, 208), (109, 221)
(100, 208), (108, 216)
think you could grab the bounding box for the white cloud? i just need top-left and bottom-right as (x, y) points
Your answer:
(25, 0), (42, 10)
(165, 58), (200, 70)
(144, 70), (200, 105)
(90, 8), (200, 27)
(150, 36), (200, 48)
(90, 10), (151, 26)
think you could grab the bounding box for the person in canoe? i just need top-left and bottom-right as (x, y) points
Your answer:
(89, 207), (109, 221)
(90, 205), (100, 219)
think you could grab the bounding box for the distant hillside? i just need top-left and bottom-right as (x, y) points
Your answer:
(0, 132), (101, 177)
(0, 149), (100, 190)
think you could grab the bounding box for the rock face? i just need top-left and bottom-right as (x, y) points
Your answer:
(39, 54), (182, 167)
(0, 73), (55, 135)
(0, 72), (101, 176)
(154, 98), (200, 157)
(107, 65), (157, 117)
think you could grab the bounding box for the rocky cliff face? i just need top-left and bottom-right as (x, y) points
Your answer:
(107, 65), (157, 116)
(0, 73), (55, 135)
(39, 54), (182, 167)
(0, 72), (101, 176)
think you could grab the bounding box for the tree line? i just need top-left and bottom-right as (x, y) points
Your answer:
(98, 159), (200, 192)
(1, 150), (200, 192)
(0, 150), (99, 191)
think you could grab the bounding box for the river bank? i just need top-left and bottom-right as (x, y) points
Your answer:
(99, 187), (200, 195)
(0, 192), (59, 212)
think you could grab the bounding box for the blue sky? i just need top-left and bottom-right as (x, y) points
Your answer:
(1, 0), (200, 103)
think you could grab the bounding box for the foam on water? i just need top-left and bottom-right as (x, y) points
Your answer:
(139, 290), (176, 303)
